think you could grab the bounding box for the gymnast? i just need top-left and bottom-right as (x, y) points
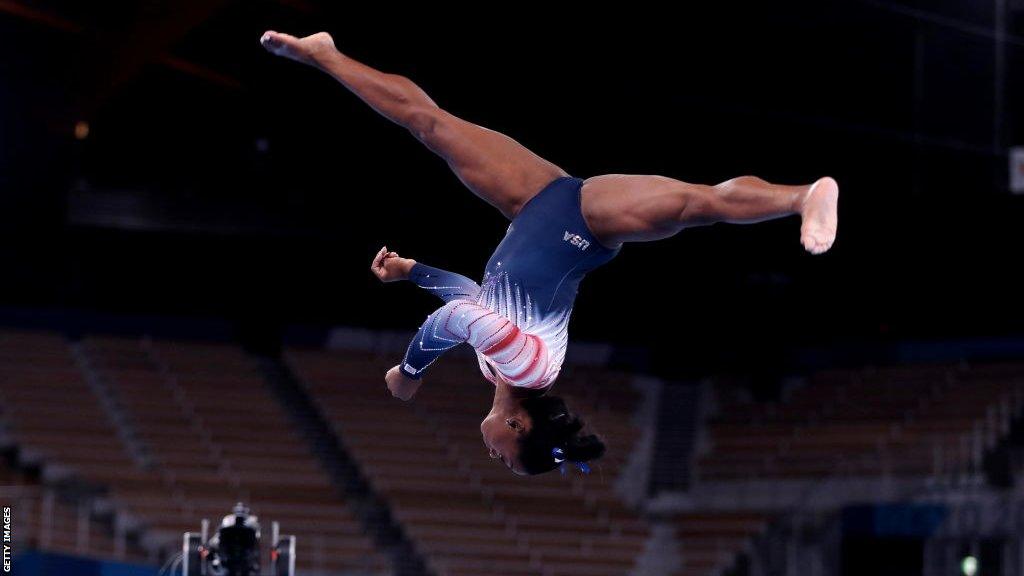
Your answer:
(261, 31), (838, 476)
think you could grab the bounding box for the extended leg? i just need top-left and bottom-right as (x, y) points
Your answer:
(261, 31), (566, 219)
(581, 174), (838, 253)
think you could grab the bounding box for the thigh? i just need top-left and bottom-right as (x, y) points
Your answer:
(581, 174), (710, 246)
(414, 109), (568, 220)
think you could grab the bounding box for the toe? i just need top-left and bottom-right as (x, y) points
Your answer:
(801, 233), (823, 254)
(801, 227), (836, 254)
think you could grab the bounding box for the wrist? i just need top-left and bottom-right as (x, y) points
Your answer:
(400, 259), (417, 280)
(398, 363), (422, 381)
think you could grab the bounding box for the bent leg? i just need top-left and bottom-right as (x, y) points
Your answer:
(581, 174), (838, 254)
(261, 31), (566, 219)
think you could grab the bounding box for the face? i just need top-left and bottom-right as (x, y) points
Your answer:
(480, 412), (529, 475)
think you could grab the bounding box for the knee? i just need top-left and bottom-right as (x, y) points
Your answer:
(405, 106), (445, 143)
(677, 185), (721, 227)
(715, 176), (764, 195)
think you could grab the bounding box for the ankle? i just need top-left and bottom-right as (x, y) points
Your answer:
(310, 45), (340, 68)
(303, 47), (327, 69)
(795, 180), (822, 212)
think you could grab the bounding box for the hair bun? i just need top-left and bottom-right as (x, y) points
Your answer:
(565, 434), (606, 462)
(517, 394), (607, 474)
(565, 418), (584, 435)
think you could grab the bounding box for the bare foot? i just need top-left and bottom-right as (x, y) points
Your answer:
(260, 30), (336, 67)
(799, 177), (839, 255)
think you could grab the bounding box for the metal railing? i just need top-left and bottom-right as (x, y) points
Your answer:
(0, 483), (134, 561)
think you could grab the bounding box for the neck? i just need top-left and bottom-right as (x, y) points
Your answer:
(489, 379), (535, 414)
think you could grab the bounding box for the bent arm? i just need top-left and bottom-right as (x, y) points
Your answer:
(399, 300), (551, 388)
(408, 263), (481, 303)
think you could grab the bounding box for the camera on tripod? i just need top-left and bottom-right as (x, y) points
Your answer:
(181, 503), (296, 576)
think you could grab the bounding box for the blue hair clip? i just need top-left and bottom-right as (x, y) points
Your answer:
(552, 447), (590, 475)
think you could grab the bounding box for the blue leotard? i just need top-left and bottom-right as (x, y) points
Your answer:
(399, 176), (619, 388)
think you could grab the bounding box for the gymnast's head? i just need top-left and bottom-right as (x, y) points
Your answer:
(480, 391), (606, 476)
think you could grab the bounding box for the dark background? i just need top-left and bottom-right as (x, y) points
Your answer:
(1, 0), (1021, 377)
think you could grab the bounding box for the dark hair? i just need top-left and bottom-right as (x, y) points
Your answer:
(517, 395), (606, 475)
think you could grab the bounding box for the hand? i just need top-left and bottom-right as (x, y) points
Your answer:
(370, 246), (416, 283)
(386, 365), (422, 401)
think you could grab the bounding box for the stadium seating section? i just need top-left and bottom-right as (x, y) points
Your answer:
(0, 330), (388, 575)
(3, 328), (1023, 576)
(671, 362), (1024, 575)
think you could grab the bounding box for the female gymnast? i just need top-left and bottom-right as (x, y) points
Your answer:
(261, 31), (839, 476)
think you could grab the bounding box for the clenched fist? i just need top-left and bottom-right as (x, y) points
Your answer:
(386, 365), (422, 401)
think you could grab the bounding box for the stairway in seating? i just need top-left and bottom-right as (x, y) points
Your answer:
(288, 349), (651, 576)
(259, 357), (432, 576)
(77, 336), (391, 575)
(649, 383), (702, 493)
(70, 341), (152, 470)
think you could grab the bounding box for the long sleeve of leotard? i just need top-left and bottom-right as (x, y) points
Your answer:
(399, 299), (551, 389)
(407, 263), (481, 303)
